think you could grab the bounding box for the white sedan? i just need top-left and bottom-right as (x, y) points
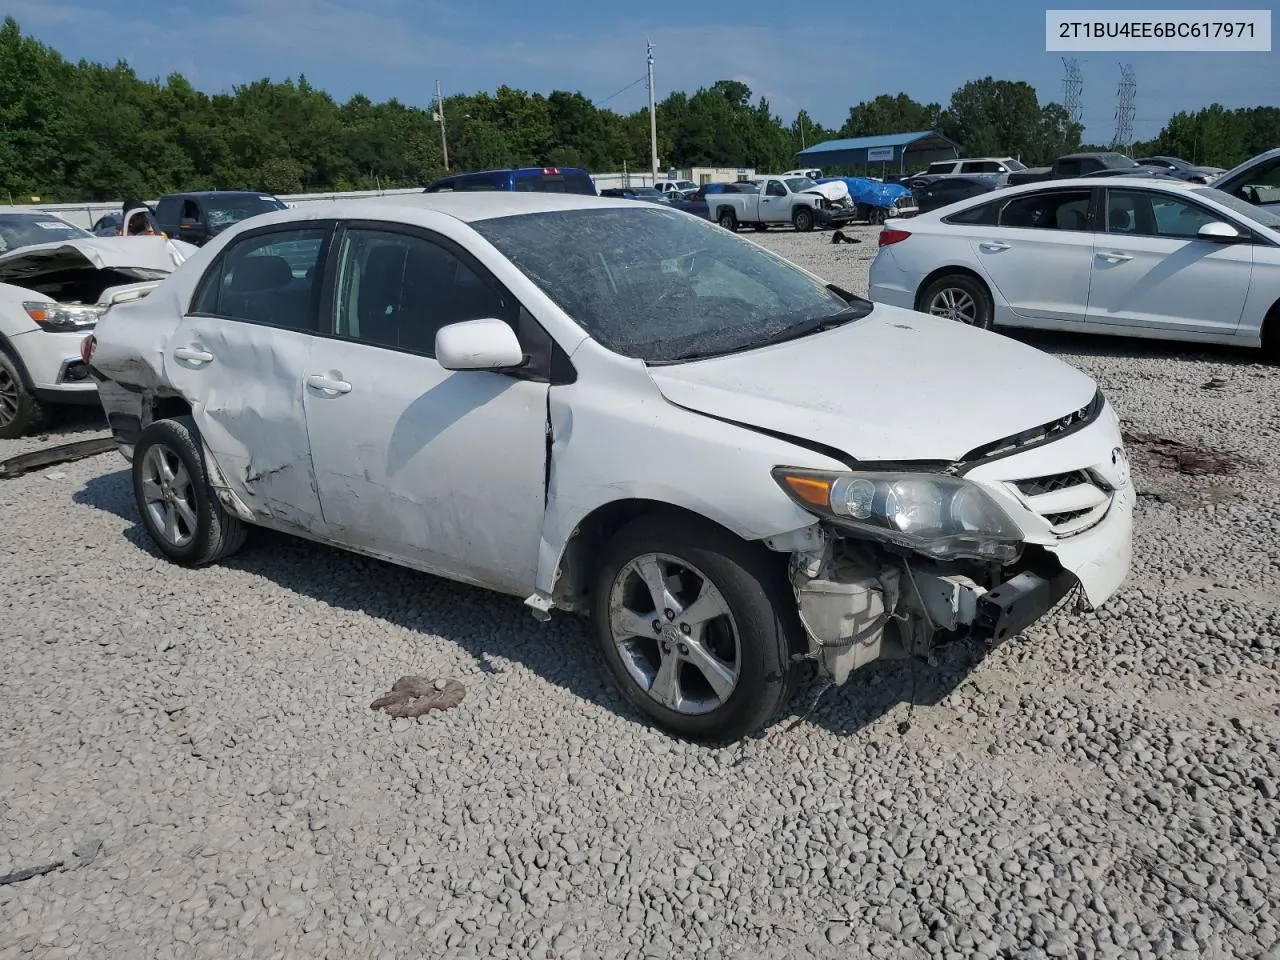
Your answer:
(868, 177), (1280, 361)
(86, 193), (1132, 740)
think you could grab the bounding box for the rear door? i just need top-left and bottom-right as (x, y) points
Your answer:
(1084, 187), (1253, 335)
(166, 222), (334, 531)
(964, 186), (1097, 323)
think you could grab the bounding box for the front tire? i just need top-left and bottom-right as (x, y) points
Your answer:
(131, 416), (248, 566)
(918, 273), (994, 330)
(793, 207), (815, 232)
(0, 349), (50, 439)
(591, 514), (799, 741)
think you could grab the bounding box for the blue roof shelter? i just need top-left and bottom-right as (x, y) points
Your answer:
(796, 131), (961, 174)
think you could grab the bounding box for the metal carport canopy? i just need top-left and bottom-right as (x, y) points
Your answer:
(796, 131), (961, 172)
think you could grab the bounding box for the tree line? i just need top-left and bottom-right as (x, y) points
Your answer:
(1, 17), (1274, 204)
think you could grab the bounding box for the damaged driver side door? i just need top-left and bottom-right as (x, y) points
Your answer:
(167, 222), (334, 533)
(300, 221), (552, 596)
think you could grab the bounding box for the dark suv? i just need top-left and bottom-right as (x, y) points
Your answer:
(154, 191), (289, 247)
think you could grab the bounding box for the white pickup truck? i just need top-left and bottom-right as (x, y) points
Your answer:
(706, 176), (858, 233)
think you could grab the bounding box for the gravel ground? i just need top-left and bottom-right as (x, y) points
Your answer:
(2, 224), (1279, 960)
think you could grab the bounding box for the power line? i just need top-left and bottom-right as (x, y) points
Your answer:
(594, 76), (646, 108)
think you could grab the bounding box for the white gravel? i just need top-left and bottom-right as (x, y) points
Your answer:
(2, 224), (1279, 960)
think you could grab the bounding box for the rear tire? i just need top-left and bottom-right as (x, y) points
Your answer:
(917, 273), (994, 330)
(591, 514), (800, 741)
(0, 349), (50, 440)
(717, 210), (738, 231)
(131, 415), (248, 566)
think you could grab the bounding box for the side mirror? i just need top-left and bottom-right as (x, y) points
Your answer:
(435, 318), (525, 371)
(1197, 220), (1243, 241)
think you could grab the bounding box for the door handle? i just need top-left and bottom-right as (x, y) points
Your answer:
(979, 241), (1010, 252)
(173, 346), (214, 364)
(306, 374), (352, 394)
(1096, 251), (1133, 263)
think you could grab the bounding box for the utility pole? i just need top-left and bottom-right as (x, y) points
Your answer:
(435, 80), (450, 171)
(646, 41), (658, 181)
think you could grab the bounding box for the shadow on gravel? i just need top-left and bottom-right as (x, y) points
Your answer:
(72, 466), (979, 742)
(1005, 328), (1267, 366)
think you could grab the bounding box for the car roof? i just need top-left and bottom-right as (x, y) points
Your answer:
(224, 192), (637, 229)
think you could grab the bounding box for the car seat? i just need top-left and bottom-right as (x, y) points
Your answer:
(1109, 207), (1133, 232)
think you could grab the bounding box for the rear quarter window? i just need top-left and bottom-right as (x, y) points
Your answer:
(942, 199), (1002, 225)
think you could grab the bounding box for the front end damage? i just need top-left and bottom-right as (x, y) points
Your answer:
(773, 399), (1134, 686)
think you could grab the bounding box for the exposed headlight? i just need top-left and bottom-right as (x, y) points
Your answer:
(24, 302), (106, 332)
(773, 468), (1024, 563)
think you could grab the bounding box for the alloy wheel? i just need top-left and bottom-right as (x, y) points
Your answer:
(140, 442), (198, 548)
(0, 367), (18, 428)
(606, 553), (742, 716)
(928, 287), (979, 324)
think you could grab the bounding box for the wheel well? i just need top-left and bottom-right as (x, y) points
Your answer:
(912, 265), (990, 312)
(150, 395), (193, 424)
(549, 499), (765, 615)
(0, 332), (34, 389)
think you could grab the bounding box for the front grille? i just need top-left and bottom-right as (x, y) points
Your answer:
(1015, 470), (1091, 498)
(1006, 467), (1112, 537)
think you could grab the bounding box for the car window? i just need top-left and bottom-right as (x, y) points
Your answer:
(1192, 187), (1280, 229)
(455, 176), (502, 192)
(942, 199), (1001, 225)
(999, 189), (1092, 230)
(0, 213), (92, 253)
(332, 228), (512, 357)
(181, 199), (200, 220)
(784, 177), (817, 193)
(928, 162), (953, 174)
(1056, 160), (1081, 176)
(960, 161), (995, 173)
(203, 195), (287, 229)
(190, 227), (328, 330)
(1106, 189), (1220, 238)
(1225, 157), (1280, 206)
(766, 180), (787, 197)
(473, 206), (860, 364)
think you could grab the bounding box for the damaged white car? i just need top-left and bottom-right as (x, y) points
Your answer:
(86, 194), (1133, 740)
(0, 211), (195, 437)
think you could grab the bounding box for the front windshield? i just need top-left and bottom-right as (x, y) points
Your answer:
(473, 206), (863, 363)
(0, 214), (92, 254)
(785, 177), (818, 193)
(206, 195), (288, 229)
(1193, 187), (1280, 229)
(1005, 159), (1027, 171)
(1103, 153), (1141, 169)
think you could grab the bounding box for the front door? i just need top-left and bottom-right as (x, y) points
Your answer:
(760, 180), (792, 224)
(968, 186), (1096, 324)
(165, 223), (332, 532)
(301, 223), (550, 595)
(1085, 187), (1253, 335)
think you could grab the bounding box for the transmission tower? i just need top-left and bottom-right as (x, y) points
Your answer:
(1061, 58), (1083, 128)
(1112, 63), (1136, 152)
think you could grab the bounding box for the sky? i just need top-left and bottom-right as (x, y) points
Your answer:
(7, 0), (1275, 147)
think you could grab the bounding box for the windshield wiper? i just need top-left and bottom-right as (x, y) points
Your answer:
(658, 304), (870, 363)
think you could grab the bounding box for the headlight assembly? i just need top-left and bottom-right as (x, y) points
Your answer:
(773, 467), (1024, 563)
(24, 302), (106, 332)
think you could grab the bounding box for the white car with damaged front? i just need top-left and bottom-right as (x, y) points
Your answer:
(86, 193), (1132, 741)
(867, 177), (1280, 361)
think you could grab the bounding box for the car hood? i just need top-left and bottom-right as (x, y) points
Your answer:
(803, 181), (848, 202)
(0, 236), (197, 285)
(646, 305), (1099, 463)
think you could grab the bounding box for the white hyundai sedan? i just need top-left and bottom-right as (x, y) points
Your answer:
(868, 177), (1280, 362)
(86, 193), (1133, 740)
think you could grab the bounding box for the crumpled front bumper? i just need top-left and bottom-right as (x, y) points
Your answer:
(814, 206), (860, 227)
